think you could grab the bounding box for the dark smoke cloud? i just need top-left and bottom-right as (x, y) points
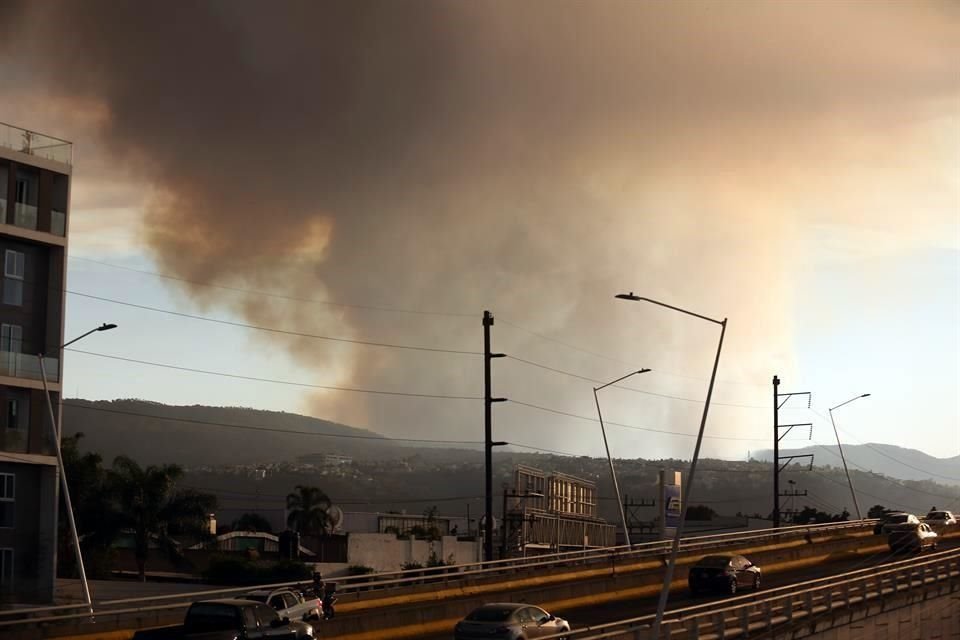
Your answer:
(2, 1), (957, 457)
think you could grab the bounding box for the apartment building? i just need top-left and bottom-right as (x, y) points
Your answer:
(0, 122), (72, 603)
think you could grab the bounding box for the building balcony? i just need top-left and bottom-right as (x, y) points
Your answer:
(13, 202), (38, 231)
(0, 122), (72, 167)
(0, 353), (59, 383)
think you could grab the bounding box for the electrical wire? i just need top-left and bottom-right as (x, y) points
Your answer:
(809, 407), (960, 482)
(68, 256), (476, 318)
(498, 316), (767, 389)
(505, 354), (768, 409)
(507, 399), (771, 442)
(67, 290), (481, 355)
(64, 350), (482, 400)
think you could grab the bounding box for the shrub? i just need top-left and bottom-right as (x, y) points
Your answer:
(347, 564), (376, 575)
(203, 556), (312, 586)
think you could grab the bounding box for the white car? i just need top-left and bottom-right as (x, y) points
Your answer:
(925, 510), (957, 527)
(239, 588), (321, 622)
(879, 512), (920, 535)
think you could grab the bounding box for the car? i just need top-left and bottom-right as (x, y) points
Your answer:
(688, 554), (761, 595)
(888, 522), (938, 553)
(876, 512), (920, 535)
(183, 598), (316, 640)
(924, 510), (957, 527)
(238, 588), (321, 622)
(453, 603), (570, 639)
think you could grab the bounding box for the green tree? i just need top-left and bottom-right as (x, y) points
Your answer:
(686, 505), (717, 521)
(233, 513), (273, 533)
(108, 456), (216, 581)
(867, 504), (888, 519)
(286, 485), (332, 536)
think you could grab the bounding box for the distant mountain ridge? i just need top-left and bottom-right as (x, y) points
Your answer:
(753, 443), (960, 487)
(62, 399), (400, 467)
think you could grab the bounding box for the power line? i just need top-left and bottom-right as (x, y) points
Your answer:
(65, 349), (482, 400)
(507, 399), (771, 442)
(62, 401), (484, 444)
(505, 354), (768, 409)
(66, 290), (481, 356)
(498, 316), (766, 389)
(809, 407), (960, 482)
(68, 256), (475, 318)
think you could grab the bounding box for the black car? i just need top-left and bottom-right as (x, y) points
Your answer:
(688, 554), (761, 595)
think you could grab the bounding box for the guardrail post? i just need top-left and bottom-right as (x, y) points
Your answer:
(689, 615), (700, 639)
(714, 612), (725, 638)
(739, 607), (749, 636)
(804, 591), (813, 614)
(784, 594), (793, 621)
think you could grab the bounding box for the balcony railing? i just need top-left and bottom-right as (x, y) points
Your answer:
(0, 121), (73, 166)
(51, 209), (66, 236)
(13, 202), (38, 230)
(0, 352), (59, 383)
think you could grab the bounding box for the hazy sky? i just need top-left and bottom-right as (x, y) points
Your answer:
(1, 1), (957, 466)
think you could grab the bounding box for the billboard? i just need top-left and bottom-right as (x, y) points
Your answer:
(659, 470), (682, 539)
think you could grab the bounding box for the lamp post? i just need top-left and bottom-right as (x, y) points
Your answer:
(38, 322), (117, 616)
(593, 368), (651, 548)
(828, 393), (870, 521)
(615, 293), (726, 638)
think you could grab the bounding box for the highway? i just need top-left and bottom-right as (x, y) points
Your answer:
(422, 538), (960, 639)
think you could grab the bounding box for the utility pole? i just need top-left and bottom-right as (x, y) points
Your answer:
(773, 376), (779, 528)
(483, 311), (506, 562)
(773, 376), (812, 528)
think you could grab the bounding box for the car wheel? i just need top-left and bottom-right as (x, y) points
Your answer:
(753, 574), (761, 590)
(728, 578), (737, 595)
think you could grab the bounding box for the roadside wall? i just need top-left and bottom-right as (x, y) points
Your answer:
(346, 534), (479, 573)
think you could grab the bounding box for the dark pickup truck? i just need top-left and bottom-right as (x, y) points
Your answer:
(182, 599), (316, 640)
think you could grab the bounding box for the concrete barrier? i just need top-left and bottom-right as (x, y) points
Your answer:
(41, 527), (959, 640)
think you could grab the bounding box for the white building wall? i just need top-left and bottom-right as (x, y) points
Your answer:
(345, 533), (481, 573)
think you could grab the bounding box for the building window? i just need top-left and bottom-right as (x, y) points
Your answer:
(0, 324), (22, 379)
(0, 548), (12, 586)
(3, 250), (24, 306)
(0, 474), (13, 529)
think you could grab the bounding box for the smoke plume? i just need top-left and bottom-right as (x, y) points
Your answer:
(2, 1), (957, 458)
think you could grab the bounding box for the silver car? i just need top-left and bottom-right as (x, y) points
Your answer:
(454, 603), (569, 639)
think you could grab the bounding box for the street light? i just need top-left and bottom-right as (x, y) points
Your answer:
(828, 393), (870, 521)
(615, 293), (726, 638)
(37, 322), (118, 616)
(593, 368), (651, 549)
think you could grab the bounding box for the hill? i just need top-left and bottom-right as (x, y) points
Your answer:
(61, 398), (405, 467)
(752, 443), (960, 487)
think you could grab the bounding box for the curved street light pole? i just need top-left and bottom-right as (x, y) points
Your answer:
(615, 293), (726, 639)
(38, 322), (117, 616)
(593, 368), (651, 549)
(828, 393), (870, 521)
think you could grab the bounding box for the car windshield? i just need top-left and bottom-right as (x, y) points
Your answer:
(240, 594), (268, 603)
(185, 604), (240, 633)
(695, 556), (731, 568)
(928, 512), (947, 518)
(466, 607), (515, 622)
(888, 515), (909, 523)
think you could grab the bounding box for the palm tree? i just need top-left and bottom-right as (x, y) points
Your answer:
(107, 456), (216, 581)
(286, 485), (332, 536)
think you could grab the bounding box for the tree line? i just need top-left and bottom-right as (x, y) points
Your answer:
(62, 434), (336, 581)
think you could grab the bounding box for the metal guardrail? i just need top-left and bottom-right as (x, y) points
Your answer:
(0, 519), (879, 631)
(539, 546), (960, 639)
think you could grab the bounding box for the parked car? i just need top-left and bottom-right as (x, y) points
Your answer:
(183, 599), (316, 640)
(924, 510), (957, 527)
(888, 523), (938, 552)
(238, 588), (321, 622)
(688, 554), (761, 595)
(453, 603), (569, 639)
(875, 512), (920, 535)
